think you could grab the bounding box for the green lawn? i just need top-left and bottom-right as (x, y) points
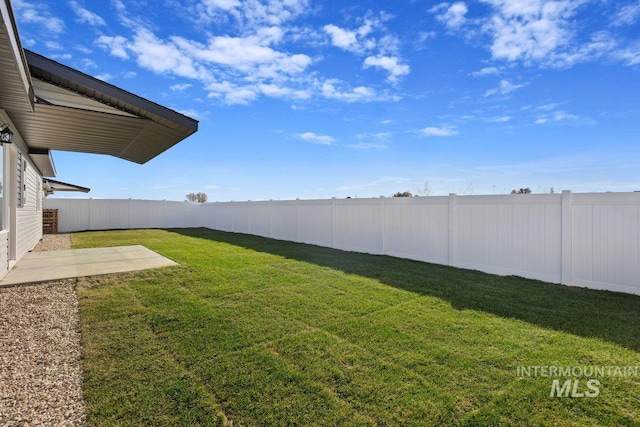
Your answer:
(73, 228), (640, 426)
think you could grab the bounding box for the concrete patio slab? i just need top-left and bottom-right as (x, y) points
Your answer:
(0, 245), (178, 287)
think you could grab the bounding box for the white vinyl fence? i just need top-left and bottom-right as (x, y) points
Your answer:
(45, 191), (640, 296)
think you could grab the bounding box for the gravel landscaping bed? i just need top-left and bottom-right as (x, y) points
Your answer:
(0, 234), (86, 426)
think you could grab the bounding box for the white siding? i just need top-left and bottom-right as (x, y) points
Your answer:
(0, 230), (8, 279)
(16, 151), (43, 260)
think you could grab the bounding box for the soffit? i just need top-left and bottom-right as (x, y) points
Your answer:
(0, 0), (34, 113)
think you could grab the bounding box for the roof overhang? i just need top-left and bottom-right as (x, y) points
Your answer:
(43, 178), (90, 195)
(29, 147), (56, 177)
(7, 50), (199, 165)
(0, 0), (198, 173)
(0, 0), (34, 113)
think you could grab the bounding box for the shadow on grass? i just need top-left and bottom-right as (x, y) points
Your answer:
(169, 228), (640, 352)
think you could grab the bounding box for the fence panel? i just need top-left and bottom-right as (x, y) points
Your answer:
(383, 196), (449, 264)
(89, 199), (129, 230)
(45, 192), (640, 296)
(334, 198), (382, 254)
(129, 200), (167, 229)
(46, 199), (90, 232)
(571, 193), (640, 295)
(454, 195), (562, 283)
(271, 200), (298, 242)
(213, 203), (235, 232)
(298, 199), (334, 247)
(248, 201), (272, 238)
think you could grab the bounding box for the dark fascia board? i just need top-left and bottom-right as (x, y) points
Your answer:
(43, 178), (90, 193)
(28, 147), (56, 177)
(24, 49), (198, 133)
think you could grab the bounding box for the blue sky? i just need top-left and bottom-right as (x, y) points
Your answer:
(13, 0), (640, 201)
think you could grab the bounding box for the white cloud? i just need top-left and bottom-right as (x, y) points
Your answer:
(299, 132), (336, 145)
(480, 0), (588, 65)
(323, 24), (359, 51)
(536, 103), (559, 111)
(322, 16), (384, 54)
(431, 2), (468, 29)
(548, 31), (617, 68)
(347, 142), (388, 150)
(94, 73), (113, 81)
(14, 1), (65, 34)
(614, 43), (640, 65)
(363, 55), (410, 83)
(535, 109), (581, 125)
(201, 0), (241, 12)
(69, 1), (106, 26)
(471, 66), (500, 77)
(612, 1), (640, 26)
(92, 2), (404, 105)
(170, 83), (193, 91)
(128, 29), (210, 80)
(491, 116), (512, 122)
(206, 81), (258, 105)
(552, 111), (579, 121)
(323, 14), (409, 81)
(74, 45), (92, 54)
(49, 53), (72, 61)
(45, 41), (63, 50)
(430, 0), (632, 69)
(417, 125), (459, 137)
(174, 28), (312, 79)
(321, 79), (378, 102)
(195, 0), (309, 27)
(96, 35), (129, 59)
(356, 132), (391, 140)
(484, 79), (526, 96)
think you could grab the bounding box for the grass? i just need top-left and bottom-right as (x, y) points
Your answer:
(73, 228), (640, 426)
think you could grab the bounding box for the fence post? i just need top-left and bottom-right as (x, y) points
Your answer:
(331, 197), (337, 249)
(88, 198), (92, 230)
(269, 200), (273, 238)
(379, 196), (385, 255)
(561, 190), (572, 285)
(296, 199), (301, 242)
(448, 193), (457, 267)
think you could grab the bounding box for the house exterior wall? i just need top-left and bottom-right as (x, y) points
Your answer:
(16, 153), (43, 260)
(0, 135), (44, 280)
(0, 230), (8, 279)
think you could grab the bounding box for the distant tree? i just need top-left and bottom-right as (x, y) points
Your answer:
(393, 191), (413, 197)
(423, 180), (431, 196)
(186, 192), (208, 203)
(511, 188), (532, 194)
(416, 180), (431, 197)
